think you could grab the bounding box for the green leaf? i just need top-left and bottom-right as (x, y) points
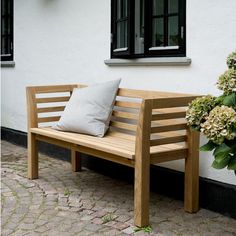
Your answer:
(134, 226), (152, 233)
(212, 156), (231, 169)
(215, 151), (229, 163)
(215, 95), (225, 104)
(227, 156), (236, 170)
(213, 143), (231, 156)
(212, 143), (232, 169)
(222, 93), (236, 107)
(199, 141), (218, 151)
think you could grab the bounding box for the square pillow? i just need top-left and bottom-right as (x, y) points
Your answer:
(53, 79), (121, 137)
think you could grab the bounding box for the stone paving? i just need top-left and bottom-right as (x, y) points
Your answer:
(1, 140), (236, 236)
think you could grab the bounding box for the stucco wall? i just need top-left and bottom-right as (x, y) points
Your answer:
(1, 0), (236, 185)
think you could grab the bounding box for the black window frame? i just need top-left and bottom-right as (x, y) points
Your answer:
(1, 0), (14, 62)
(111, 0), (186, 59)
(111, 0), (134, 58)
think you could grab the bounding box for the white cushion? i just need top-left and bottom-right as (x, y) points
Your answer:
(53, 79), (121, 137)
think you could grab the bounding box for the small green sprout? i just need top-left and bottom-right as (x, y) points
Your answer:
(64, 189), (71, 197)
(134, 225), (152, 233)
(102, 213), (114, 224)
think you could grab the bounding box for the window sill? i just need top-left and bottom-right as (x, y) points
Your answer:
(1, 61), (15, 67)
(104, 57), (191, 66)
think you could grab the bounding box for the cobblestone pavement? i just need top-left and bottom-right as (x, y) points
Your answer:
(1, 141), (236, 236)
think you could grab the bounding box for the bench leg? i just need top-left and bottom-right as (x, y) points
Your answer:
(184, 130), (199, 213)
(71, 149), (82, 172)
(28, 133), (38, 179)
(134, 157), (150, 227)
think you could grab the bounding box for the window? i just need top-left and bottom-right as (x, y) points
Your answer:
(111, 0), (186, 58)
(1, 0), (14, 61)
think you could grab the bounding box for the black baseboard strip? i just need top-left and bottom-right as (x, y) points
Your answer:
(1, 127), (70, 161)
(1, 126), (236, 219)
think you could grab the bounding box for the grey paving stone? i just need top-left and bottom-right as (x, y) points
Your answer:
(1, 229), (14, 236)
(34, 225), (50, 233)
(1, 140), (236, 236)
(10, 229), (30, 236)
(116, 215), (131, 223)
(122, 226), (136, 234)
(18, 223), (37, 230)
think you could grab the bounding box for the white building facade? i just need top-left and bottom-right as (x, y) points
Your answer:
(1, 0), (236, 185)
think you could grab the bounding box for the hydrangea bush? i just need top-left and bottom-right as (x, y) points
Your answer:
(186, 95), (216, 130)
(227, 51), (236, 69)
(200, 106), (236, 145)
(217, 69), (236, 94)
(186, 50), (236, 171)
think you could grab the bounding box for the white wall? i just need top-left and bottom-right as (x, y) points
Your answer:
(1, 0), (236, 185)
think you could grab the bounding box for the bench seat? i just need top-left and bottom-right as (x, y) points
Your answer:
(31, 127), (188, 166)
(31, 127), (135, 159)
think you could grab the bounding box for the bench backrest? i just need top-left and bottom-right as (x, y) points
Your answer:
(26, 84), (199, 155)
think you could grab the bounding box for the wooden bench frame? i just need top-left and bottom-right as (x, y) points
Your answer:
(26, 84), (200, 227)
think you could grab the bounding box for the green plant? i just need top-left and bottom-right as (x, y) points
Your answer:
(64, 189), (71, 197)
(217, 69), (236, 95)
(227, 51), (236, 69)
(134, 225), (152, 233)
(186, 95), (217, 130)
(186, 50), (236, 171)
(102, 213), (115, 224)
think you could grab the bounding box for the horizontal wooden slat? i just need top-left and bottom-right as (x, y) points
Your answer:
(151, 148), (188, 164)
(37, 106), (65, 113)
(151, 123), (187, 133)
(118, 88), (199, 99)
(110, 121), (137, 132)
(51, 130), (135, 151)
(108, 131), (136, 141)
(118, 88), (150, 98)
(150, 134), (187, 146)
(38, 116), (61, 123)
(112, 111), (139, 120)
(75, 131), (135, 151)
(77, 146), (134, 167)
(36, 134), (74, 149)
(115, 101), (141, 109)
(152, 96), (199, 109)
(36, 134), (134, 167)
(27, 84), (80, 94)
(36, 96), (70, 103)
(152, 111), (186, 120)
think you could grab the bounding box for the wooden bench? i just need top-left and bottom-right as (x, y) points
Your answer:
(26, 84), (200, 227)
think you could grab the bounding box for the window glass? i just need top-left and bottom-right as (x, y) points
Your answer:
(168, 15), (179, 46)
(153, 0), (164, 16)
(168, 0), (178, 14)
(7, 0), (11, 14)
(135, 0), (144, 54)
(1, 18), (6, 34)
(117, 21), (128, 48)
(140, 0), (144, 38)
(116, 0), (128, 49)
(123, 0), (128, 17)
(2, 38), (6, 55)
(1, 0), (13, 61)
(152, 18), (164, 47)
(2, 0), (6, 15)
(117, 0), (121, 19)
(117, 0), (128, 19)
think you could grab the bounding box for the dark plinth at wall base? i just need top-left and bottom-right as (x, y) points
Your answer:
(200, 178), (236, 218)
(1, 127), (70, 161)
(1, 127), (27, 147)
(1, 126), (236, 219)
